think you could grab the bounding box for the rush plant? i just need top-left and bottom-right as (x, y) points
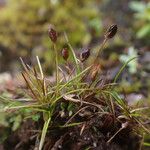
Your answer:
(0, 24), (149, 150)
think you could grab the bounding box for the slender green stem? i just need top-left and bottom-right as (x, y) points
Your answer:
(51, 86), (98, 105)
(53, 44), (60, 99)
(64, 32), (80, 74)
(36, 56), (44, 80)
(94, 38), (108, 63)
(68, 42), (80, 72)
(143, 142), (150, 147)
(54, 44), (59, 85)
(58, 66), (91, 91)
(107, 127), (124, 143)
(1, 103), (41, 111)
(113, 57), (137, 83)
(39, 114), (51, 150)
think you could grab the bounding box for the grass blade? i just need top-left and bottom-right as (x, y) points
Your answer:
(39, 116), (51, 150)
(114, 57), (137, 83)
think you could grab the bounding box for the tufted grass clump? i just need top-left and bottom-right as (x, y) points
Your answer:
(0, 24), (149, 150)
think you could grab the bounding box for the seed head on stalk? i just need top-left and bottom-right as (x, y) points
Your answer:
(80, 48), (90, 62)
(94, 24), (118, 63)
(62, 48), (69, 61)
(48, 25), (58, 43)
(105, 24), (118, 39)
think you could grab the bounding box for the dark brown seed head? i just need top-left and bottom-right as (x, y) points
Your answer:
(80, 48), (90, 62)
(105, 24), (117, 39)
(62, 48), (69, 61)
(48, 26), (57, 43)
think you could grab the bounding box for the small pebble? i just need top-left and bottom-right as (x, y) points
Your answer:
(93, 142), (97, 147)
(84, 137), (87, 140)
(87, 137), (90, 141)
(58, 145), (62, 149)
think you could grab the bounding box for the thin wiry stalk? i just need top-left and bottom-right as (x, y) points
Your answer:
(53, 44), (60, 100)
(113, 57), (137, 83)
(63, 95), (104, 111)
(51, 87), (101, 105)
(64, 32), (80, 74)
(20, 57), (30, 74)
(107, 126), (125, 143)
(58, 66), (91, 91)
(33, 67), (44, 92)
(2, 103), (40, 111)
(36, 56), (44, 80)
(36, 56), (47, 97)
(53, 44), (59, 86)
(64, 106), (89, 126)
(133, 118), (150, 134)
(21, 72), (39, 101)
(39, 115), (51, 150)
(58, 122), (83, 128)
(94, 38), (108, 63)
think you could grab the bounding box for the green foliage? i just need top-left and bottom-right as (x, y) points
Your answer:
(129, 1), (150, 39)
(0, 0), (102, 60)
(119, 47), (138, 74)
(0, 24), (149, 150)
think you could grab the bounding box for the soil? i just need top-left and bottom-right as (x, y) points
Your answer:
(1, 104), (142, 150)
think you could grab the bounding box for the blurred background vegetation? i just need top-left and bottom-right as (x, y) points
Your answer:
(0, 0), (149, 73)
(0, 0), (149, 149)
(0, 0), (102, 72)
